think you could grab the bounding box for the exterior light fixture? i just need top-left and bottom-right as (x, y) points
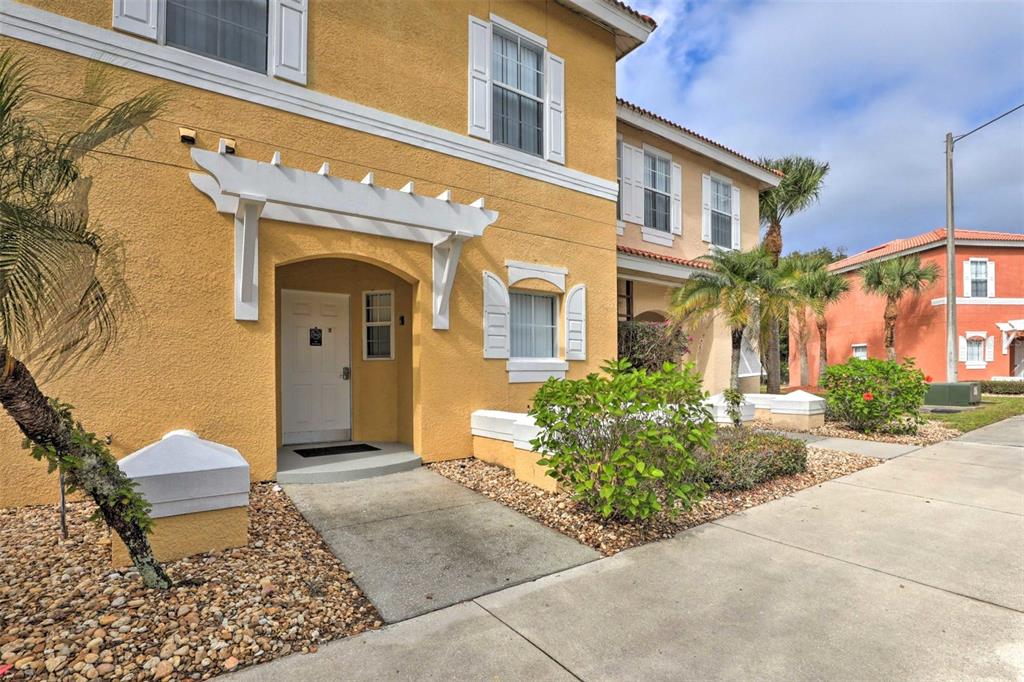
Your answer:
(178, 127), (196, 144)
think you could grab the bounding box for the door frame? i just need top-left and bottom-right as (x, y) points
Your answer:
(280, 288), (353, 445)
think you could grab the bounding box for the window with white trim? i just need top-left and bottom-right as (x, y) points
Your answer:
(966, 337), (983, 363)
(710, 177), (733, 248)
(166, 0), (268, 72)
(644, 151), (671, 232)
(510, 292), (556, 358)
(970, 260), (989, 298)
(492, 27), (544, 156)
(363, 291), (393, 360)
(852, 344), (868, 360)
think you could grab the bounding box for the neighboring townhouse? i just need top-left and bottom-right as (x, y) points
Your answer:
(615, 100), (782, 391)
(791, 228), (1024, 386)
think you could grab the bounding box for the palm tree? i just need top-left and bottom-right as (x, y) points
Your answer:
(0, 52), (172, 587)
(797, 267), (850, 380)
(780, 253), (827, 386)
(861, 255), (939, 361)
(758, 156), (830, 393)
(670, 248), (773, 391)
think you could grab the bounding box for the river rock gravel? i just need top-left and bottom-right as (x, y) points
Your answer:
(0, 483), (380, 680)
(430, 447), (879, 557)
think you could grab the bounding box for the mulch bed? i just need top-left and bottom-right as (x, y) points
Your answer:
(752, 419), (960, 446)
(429, 447), (879, 557)
(0, 483), (380, 680)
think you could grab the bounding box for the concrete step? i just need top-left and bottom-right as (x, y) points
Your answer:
(277, 451), (422, 484)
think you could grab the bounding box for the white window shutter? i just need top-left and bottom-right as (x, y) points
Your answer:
(565, 284), (586, 361)
(701, 174), (712, 242)
(112, 0), (158, 40)
(271, 0), (308, 84)
(468, 17), (492, 140)
(985, 335), (995, 362)
(545, 53), (566, 165)
(730, 185), (741, 250)
(628, 144), (644, 224)
(670, 162), (682, 235)
(958, 335), (967, 362)
(483, 272), (509, 359)
(987, 261), (996, 297)
(739, 326), (761, 377)
(963, 261), (971, 298)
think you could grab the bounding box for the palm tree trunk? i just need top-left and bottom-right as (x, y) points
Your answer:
(816, 315), (829, 382)
(763, 221), (783, 266)
(730, 327), (744, 391)
(883, 298), (898, 361)
(767, 321), (781, 393)
(0, 348), (171, 588)
(795, 310), (810, 386)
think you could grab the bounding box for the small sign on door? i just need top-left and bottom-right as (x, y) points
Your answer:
(309, 327), (322, 346)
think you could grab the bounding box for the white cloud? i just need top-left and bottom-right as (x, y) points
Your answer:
(618, 0), (1024, 254)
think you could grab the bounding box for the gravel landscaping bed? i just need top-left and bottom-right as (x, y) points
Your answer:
(752, 419), (960, 446)
(430, 447), (878, 557)
(0, 483), (380, 680)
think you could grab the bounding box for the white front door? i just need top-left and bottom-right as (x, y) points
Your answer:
(1014, 338), (1024, 377)
(281, 290), (352, 444)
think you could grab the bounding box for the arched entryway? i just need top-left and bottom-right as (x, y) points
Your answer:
(275, 257), (416, 480)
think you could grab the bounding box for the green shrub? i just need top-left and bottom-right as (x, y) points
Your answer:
(981, 380), (1024, 395)
(617, 321), (690, 373)
(820, 358), (928, 433)
(693, 429), (808, 491)
(531, 359), (713, 521)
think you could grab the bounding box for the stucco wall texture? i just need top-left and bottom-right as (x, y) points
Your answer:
(790, 246), (1024, 386)
(0, 0), (622, 506)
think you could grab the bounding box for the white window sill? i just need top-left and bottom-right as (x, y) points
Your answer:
(616, 220), (625, 236)
(964, 361), (987, 370)
(506, 358), (568, 384)
(641, 227), (674, 246)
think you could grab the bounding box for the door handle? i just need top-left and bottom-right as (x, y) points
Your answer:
(341, 367), (351, 380)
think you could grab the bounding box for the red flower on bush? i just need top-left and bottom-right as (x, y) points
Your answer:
(925, 375), (933, 383)
(862, 392), (874, 401)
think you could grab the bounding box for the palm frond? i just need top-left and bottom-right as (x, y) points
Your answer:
(758, 156), (830, 226)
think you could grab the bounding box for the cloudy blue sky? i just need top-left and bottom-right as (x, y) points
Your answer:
(616, 0), (1024, 255)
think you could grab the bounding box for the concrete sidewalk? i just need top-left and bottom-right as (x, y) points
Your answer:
(777, 431), (920, 459)
(236, 426), (1023, 681)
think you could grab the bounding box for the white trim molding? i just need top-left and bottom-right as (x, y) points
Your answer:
(617, 252), (705, 282)
(932, 297), (1024, 306)
(190, 146), (498, 327)
(505, 260), (568, 292)
(506, 358), (568, 383)
(1, 1), (618, 201)
(640, 227), (674, 247)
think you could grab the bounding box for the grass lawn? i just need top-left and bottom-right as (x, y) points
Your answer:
(926, 396), (1024, 432)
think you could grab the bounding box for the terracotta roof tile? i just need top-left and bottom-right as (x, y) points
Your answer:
(617, 99), (781, 177)
(617, 245), (710, 269)
(830, 228), (1024, 271)
(604, 0), (657, 27)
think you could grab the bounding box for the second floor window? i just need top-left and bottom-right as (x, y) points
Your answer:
(644, 152), (671, 232)
(165, 0), (269, 73)
(711, 177), (733, 248)
(970, 260), (989, 297)
(492, 28), (544, 157)
(510, 292), (556, 358)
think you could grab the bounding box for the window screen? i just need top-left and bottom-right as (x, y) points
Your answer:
(492, 28), (544, 156)
(644, 152), (671, 232)
(364, 292), (393, 360)
(510, 292), (556, 358)
(166, 0), (269, 73)
(711, 178), (732, 248)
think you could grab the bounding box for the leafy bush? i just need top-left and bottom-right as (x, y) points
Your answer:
(531, 359), (713, 521)
(981, 380), (1024, 395)
(617, 321), (690, 373)
(820, 358), (928, 433)
(692, 429), (807, 491)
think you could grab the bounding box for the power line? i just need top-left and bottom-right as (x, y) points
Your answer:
(953, 102), (1024, 143)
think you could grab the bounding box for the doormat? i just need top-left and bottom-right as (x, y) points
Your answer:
(293, 443), (382, 458)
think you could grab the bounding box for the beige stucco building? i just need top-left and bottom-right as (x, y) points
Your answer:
(0, 0), (777, 508)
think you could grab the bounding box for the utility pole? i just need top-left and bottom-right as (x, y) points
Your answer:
(944, 133), (957, 383)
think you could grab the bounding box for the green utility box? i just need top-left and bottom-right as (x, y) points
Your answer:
(925, 382), (981, 406)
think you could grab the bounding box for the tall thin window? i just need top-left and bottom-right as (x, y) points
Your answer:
(966, 338), (983, 363)
(970, 260), (989, 297)
(510, 292), (556, 358)
(710, 177), (732, 248)
(492, 28), (544, 156)
(165, 0), (269, 73)
(616, 139), (623, 221)
(644, 152), (671, 232)
(364, 291), (393, 360)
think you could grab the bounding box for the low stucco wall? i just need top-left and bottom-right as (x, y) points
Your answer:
(471, 435), (557, 492)
(111, 506), (249, 567)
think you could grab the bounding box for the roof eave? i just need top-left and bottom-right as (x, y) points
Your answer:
(557, 0), (655, 59)
(616, 104), (782, 188)
(830, 238), (1024, 274)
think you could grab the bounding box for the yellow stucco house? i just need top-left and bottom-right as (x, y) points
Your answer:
(0, 0), (778, 508)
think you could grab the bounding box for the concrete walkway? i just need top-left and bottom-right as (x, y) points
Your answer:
(237, 423), (1023, 681)
(283, 469), (598, 622)
(777, 431), (920, 459)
